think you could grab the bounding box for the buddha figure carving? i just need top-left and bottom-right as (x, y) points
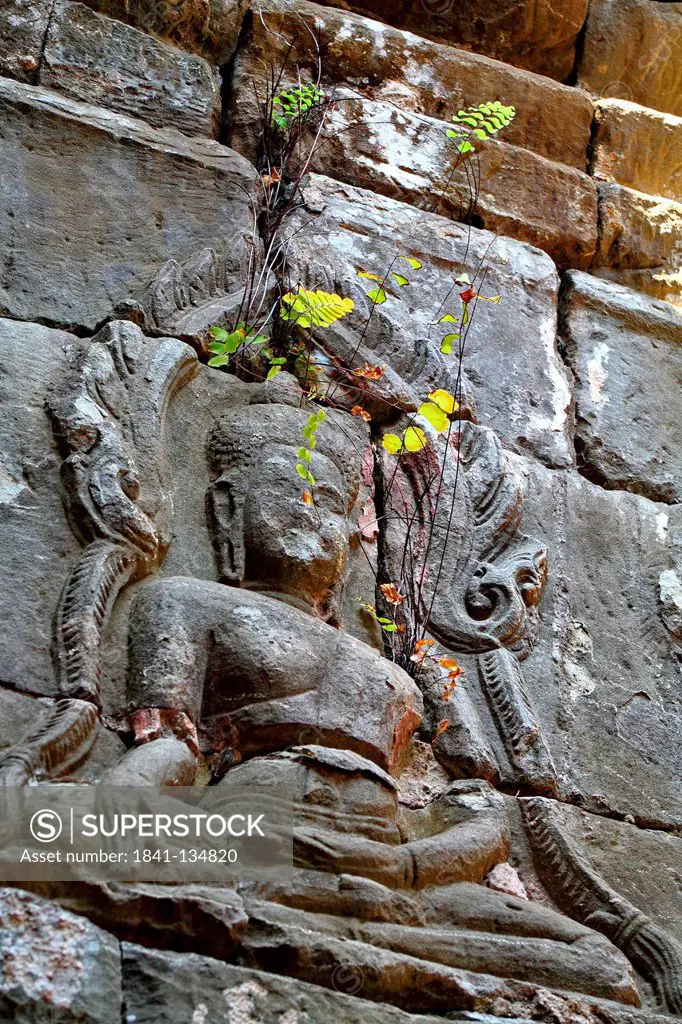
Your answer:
(107, 388), (643, 1012)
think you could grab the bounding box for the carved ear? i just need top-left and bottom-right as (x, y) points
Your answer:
(208, 473), (245, 583)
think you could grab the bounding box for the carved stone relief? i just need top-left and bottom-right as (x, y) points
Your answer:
(0, 305), (669, 1019)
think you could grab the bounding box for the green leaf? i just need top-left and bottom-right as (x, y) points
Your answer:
(381, 623), (398, 633)
(455, 272), (471, 286)
(382, 433), (403, 454)
(399, 256), (422, 270)
(404, 426), (427, 452)
(316, 409), (326, 422)
(391, 273), (409, 287)
(440, 333), (460, 355)
(269, 356), (287, 366)
(298, 447), (312, 462)
(431, 313), (458, 325)
(457, 140), (475, 154)
(208, 354), (230, 367)
(209, 326), (230, 342)
(307, 471), (316, 485)
(280, 287), (354, 328)
(367, 288), (387, 305)
(296, 463), (308, 479)
(356, 269), (383, 282)
(267, 365), (283, 380)
(418, 401), (448, 432)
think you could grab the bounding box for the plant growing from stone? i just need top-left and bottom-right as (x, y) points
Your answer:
(203, 21), (517, 687)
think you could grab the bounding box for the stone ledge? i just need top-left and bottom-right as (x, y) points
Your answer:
(233, 0), (593, 171)
(312, 0), (589, 82)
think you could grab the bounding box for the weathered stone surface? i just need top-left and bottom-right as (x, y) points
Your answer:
(594, 183), (682, 309)
(560, 271), (682, 503)
(544, 803), (682, 947)
(314, 0), (589, 82)
(122, 943), (447, 1023)
(23, 880), (248, 956)
(0, 0), (51, 82)
(0, 319), (83, 697)
(579, 0), (682, 118)
(284, 175), (573, 469)
(508, 454), (682, 827)
(235, 901), (663, 1022)
(80, 0), (245, 64)
(0, 887), (121, 1023)
(229, 0), (593, 170)
(592, 99), (682, 202)
(40, 0), (220, 137)
(0, 77), (257, 331)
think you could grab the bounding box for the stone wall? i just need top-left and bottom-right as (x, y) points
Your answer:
(0, 0), (681, 1022)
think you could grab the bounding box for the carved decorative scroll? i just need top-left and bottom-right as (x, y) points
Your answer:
(114, 245), (262, 338)
(522, 797), (682, 1017)
(50, 321), (198, 703)
(381, 421), (555, 793)
(0, 699), (99, 784)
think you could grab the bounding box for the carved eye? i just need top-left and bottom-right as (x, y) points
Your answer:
(119, 470), (140, 501)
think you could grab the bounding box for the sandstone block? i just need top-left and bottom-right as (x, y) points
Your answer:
(228, 2), (597, 269)
(41, 0), (220, 136)
(594, 182), (682, 308)
(25, 881), (248, 956)
(229, 0), (593, 170)
(579, 0), (682, 118)
(0, 0), (51, 82)
(79, 0), (245, 64)
(313, 0), (589, 82)
(0, 887), (121, 1023)
(0, 78), (257, 331)
(560, 271), (682, 503)
(592, 99), (682, 202)
(284, 175), (574, 470)
(513, 453), (682, 827)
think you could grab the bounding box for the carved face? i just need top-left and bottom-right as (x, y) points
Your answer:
(209, 401), (360, 613)
(241, 444), (350, 603)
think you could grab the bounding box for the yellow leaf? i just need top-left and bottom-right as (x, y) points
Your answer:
(427, 389), (458, 414)
(382, 433), (403, 454)
(404, 426), (427, 452)
(418, 401), (448, 432)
